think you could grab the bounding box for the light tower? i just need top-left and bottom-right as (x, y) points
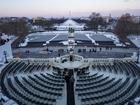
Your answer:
(68, 27), (75, 54)
(68, 27), (76, 61)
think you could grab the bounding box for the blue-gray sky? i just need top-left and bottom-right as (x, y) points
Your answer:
(0, 0), (140, 17)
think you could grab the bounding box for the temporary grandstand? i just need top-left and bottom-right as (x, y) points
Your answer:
(0, 54), (140, 105)
(19, 31), (119, 47)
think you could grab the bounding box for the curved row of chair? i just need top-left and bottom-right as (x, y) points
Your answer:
(76, 77), (115, 90)
(92, 61), (140, 77)
(76, 74), (140, 105)
(4, 73), (65, 105)
(1, 61), (65, 105)
(76, 61), (140, 105)
(76, 74), (108, 86)
(1, 60), (140, 105)
(5, 61), (49, 76)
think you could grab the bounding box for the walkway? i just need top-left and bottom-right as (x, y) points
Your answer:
(65, 71), (75, 105)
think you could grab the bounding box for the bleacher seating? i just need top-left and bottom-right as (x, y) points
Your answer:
(0, 61), (65, 105)
(0, 60), (140, 105)
(76, 61), (140, 105)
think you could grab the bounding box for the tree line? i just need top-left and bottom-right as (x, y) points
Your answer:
(86, 12), (107, 31)
(32, 18), (67, 30)
(0, 13), (107, 36)
(0, 19), (29, 37)
(0, 13), (140, 40)
(114, 13), (140, 40)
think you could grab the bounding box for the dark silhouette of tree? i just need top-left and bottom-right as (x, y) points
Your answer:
(86, 12), (106, 31)
(0, 19), (29, 36)
(32, 18), (67, 30)
(114, 13), (140, 40)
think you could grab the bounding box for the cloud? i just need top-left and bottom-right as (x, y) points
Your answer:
(124, 0), (138, 2)
(124, 0), (129, 2)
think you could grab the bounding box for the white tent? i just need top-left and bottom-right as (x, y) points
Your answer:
(55, 19), (85, 31)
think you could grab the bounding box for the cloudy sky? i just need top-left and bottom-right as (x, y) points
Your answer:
(0, 0), (140, 17)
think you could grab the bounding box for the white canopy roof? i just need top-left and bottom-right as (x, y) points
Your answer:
(56, 19), (84, 31)
(61, 19), (81, 26)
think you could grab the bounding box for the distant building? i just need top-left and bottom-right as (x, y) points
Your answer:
(55, 19), (85, 31)
(103, 14), (112, 23)
(32, 17), (46, 23)
(31, 25), (44, 32)
(0, 17), (29, 23)
(132, 16), (140, 23)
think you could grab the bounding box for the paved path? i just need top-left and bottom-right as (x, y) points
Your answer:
(12, 46), (138, 58)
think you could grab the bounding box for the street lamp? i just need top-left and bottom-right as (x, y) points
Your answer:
(3, 51), (8, 63)
(137, 48), (140, 63)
